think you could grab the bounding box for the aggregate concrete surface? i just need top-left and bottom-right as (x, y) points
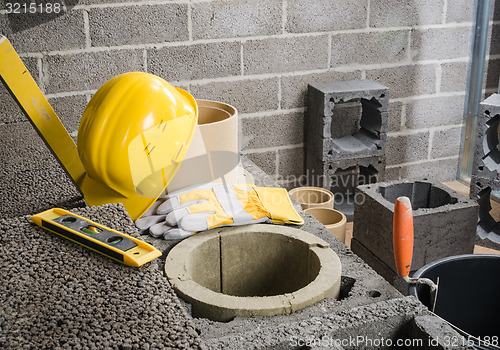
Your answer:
(0, 204), (202, 350)
(0, 121), (85, 219)
(0, 151), (466, 349)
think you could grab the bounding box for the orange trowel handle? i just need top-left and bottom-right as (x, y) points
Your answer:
(393, 196), (414, 279)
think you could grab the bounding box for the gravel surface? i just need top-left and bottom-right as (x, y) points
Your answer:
(0, 203), (202, 349)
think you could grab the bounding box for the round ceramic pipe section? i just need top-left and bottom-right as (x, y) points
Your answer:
(164, 224), (342, 322)
(167, 99), (241, 190)
(288, 187), (334, 210)
(305, 208), (347, 244)
(196, 99), (237, 125)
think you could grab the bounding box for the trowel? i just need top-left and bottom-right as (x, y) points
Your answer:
(393, 196), (439, 312)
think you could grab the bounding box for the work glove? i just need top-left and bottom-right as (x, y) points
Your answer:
(135, 183), (304, 240)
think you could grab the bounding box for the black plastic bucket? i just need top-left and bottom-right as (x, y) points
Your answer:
(409, 254), (500, 349)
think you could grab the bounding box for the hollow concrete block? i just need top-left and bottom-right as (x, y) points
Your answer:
(44, 50), (145, 94)
(305, 155), (385, 220)
(470, 94), (500, 195)
(352, 180), (478, 277)
(470, 175), (500, 249)
(306, 80), (389, 166)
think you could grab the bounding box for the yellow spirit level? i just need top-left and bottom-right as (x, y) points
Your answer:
(31, 208), (161, 267)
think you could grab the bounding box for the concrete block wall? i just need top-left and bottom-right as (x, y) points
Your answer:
(1, 0), (500, 197)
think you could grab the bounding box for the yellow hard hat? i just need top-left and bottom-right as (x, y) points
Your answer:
(77, 72), (198, 220)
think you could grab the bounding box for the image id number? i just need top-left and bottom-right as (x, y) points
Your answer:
(5, 2), (62, 14)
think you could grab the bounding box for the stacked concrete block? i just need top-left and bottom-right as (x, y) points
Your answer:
(470, 94), (500, 248)
(306, 80), (389, 217)
(352, 180), (478, 294)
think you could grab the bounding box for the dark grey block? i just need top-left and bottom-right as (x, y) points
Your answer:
(305, 155), (385, 220)
(353, 180), (478, 273)
(278, 147), (304, 178)
(471, 94), (500, 187)
(242, 36), (329, 75)
(350, 238), (411, 295)
(0, 204), (202, 349)
(470, 175), (500, 249)
(469, 95), (500, 248)
(306, 80), (389, 165)
(0, 56), (39, 124)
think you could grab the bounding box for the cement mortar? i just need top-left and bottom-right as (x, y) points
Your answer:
(0, 204), (202, 349)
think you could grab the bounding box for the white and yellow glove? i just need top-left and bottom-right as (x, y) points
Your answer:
(135, 183), (304, 240)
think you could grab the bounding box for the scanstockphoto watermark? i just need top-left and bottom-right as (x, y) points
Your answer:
(289, 335), (425, 348)
(289, 334), (494, 348)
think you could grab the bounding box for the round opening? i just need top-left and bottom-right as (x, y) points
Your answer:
(197, 100), (235, 125)
(190, 232), (320, 297)
(305, 208), (345, 226)
(289, 187), (334, 209)
(165, 225), (342, 321)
